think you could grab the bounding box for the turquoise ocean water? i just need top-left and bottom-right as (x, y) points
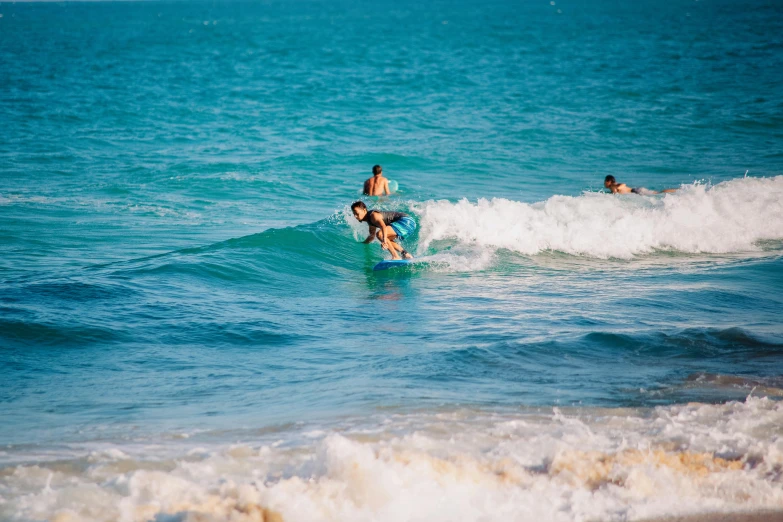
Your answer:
(1, 0), (783, 520)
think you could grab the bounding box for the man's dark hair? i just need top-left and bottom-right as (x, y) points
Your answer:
(604, 175), (616, 184)
(372, 165), (382, 175)
(351, 201), (367, 211)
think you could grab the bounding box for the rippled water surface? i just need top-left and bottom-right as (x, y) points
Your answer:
(1, 0), (782, 520)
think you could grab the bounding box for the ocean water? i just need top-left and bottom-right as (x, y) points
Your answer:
(1, 0), (783, 520)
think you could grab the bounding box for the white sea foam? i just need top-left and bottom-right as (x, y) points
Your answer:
(415, 176), (783, 259)
(2, 398), (782, 522)
(416, 247), (496, 272)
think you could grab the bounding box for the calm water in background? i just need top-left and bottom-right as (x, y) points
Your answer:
(1, 1), (783, 520)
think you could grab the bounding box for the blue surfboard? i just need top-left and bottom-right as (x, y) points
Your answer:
(373, 259), (413, 271)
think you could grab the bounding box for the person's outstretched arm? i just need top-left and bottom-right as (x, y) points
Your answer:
(372, 214), (390, 246)
(379, 223), (390, 248)
(364, 225), (377, 243)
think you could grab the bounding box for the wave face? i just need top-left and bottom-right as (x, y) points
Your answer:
(2, 398), (782, 522)
(416, 176), (783, 259)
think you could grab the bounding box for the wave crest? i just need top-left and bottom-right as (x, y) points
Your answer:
(415, 176), (783, 259)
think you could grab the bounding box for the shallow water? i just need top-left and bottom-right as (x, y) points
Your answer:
(1, 0), (782, 520)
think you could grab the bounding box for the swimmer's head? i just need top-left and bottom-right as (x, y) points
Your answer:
(351, 201), (368, 221)
(372, 165), (382, 176)
(604, 175), (617, 188)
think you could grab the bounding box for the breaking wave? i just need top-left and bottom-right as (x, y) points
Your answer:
(415, 176), (783, 259)
(2, 398), (782, 522)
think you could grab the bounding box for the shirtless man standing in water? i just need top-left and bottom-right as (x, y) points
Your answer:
(363, 165), (391, 196)
(604, 175), (677, 195)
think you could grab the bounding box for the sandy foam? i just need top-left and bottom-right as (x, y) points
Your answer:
(2, 397), (783, 522)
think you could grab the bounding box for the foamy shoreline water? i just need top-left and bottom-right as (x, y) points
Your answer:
(2, 397), (782, 522)
(645, 512), (783, 522)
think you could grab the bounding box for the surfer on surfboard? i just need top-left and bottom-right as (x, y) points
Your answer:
(363, 165), (392, 196)
(351, 201), (415, 260)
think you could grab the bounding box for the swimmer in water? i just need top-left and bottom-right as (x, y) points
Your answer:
(363, 165), (391, 196)
(604, 175), (677, 195)
(351, 201), (415, 260)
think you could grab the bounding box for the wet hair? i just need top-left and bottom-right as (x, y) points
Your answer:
(372, 165), (382, 175)
(351, 201), (367, 211)
(604, 175), (616, 184)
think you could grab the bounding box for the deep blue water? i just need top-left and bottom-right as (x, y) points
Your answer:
(1, 0), (783, 497)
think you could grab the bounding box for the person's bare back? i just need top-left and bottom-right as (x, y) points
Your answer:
(605, 179), (634, 194)
(363, 165), (391, 196)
